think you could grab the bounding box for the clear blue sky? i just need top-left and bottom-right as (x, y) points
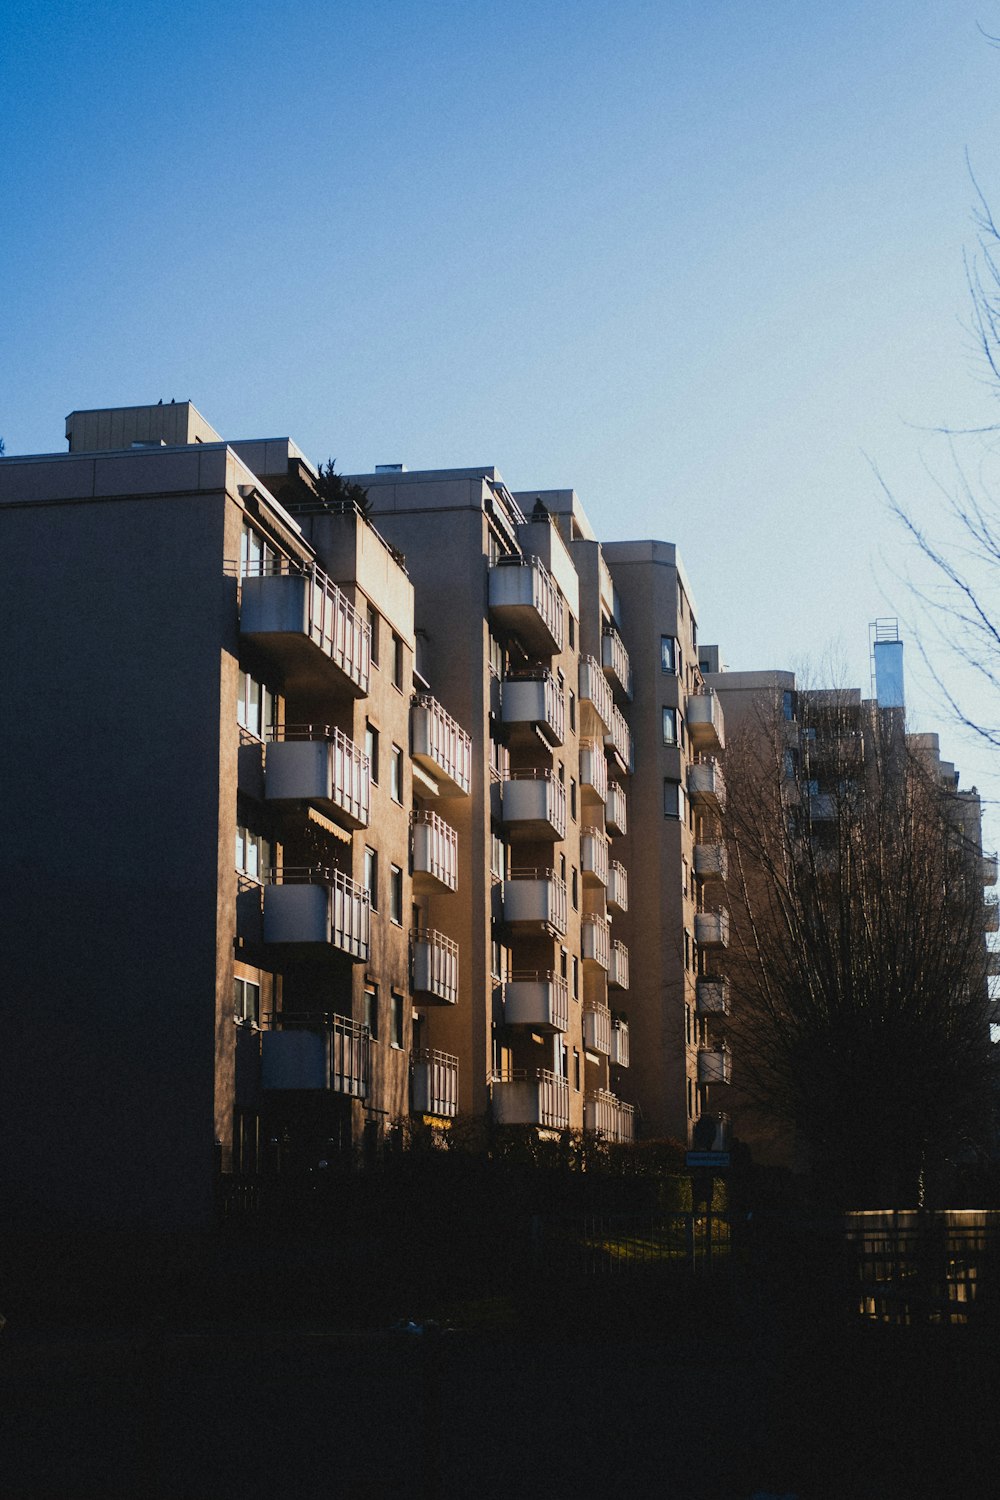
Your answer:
(3, 0), (999, 829)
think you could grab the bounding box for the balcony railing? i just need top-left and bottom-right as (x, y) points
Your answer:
(411, 929), (459, 1005)
(610, 1016), (630, 1068)
(583, 1000), (612, 1055)
(601, 625), (633, 700)
(986, 894), (999, 933)
(983, 851), (998, 887)
(261, 1013), (370, 1098)
(502, 770), (567, 840)
(412, 810), (458, 894)
(584, 1089), (636, 1143)
(696, 977), (730, 1016)
(502, 971), (570, 1033)
(579, 655), (615, 734)
(412, 1048), (459, 1117)
(609, 939), (629, 991)
(688, 758), (726, 810)
(503, 869), (568, 936)
(490, 1068), (570, 1128)
(698, 1047), (732, 1086)
(695, 909), (730, 948)
(265, 725), (370, 829)
(488, 555), (564, 655)
(605, 703), (634, 774)
(687, 690), (725, 752)
(579, 739), (608, 803)
(239, 559), (371, 696)
(607, 859), (629, 914)
(606, 781), (628, 836)
(693, 841), (728, 882)
(411, 694), (472, 797)
(501, 671), (565, 746)
(582, 913), (611, 971)
(263, 868), (370, 961)
(581, 826), (610, 887)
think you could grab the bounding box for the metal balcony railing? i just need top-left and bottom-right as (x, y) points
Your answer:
(610, 1016), (630, 1068)
(412, 810), (459, 893)
(238, 557), (371, 695)
(579, 739), (609, 803)
(502, 971), (570, 1033)
(411, 694), (472, 796)
(601, 625), (633, 700)
(609, 939), (629, 991)
(502, 770), (567, 840)
(503, 869), (568, 936)
(412, 1048), (459, 1117)
(263, 867), (370, 960)
(261, 1011), (370, 1097)
(490, 1067), (570, 1128)
(411, 929), (459, 1005)
(501, 671), (566, 746)
(579, 655), (615, 734)
(583, 1000), (612, 1055)
(605, 703), (634, 774)
(581, 826), (610, 887)
(606, 781), (627, 836)
(687, 689), (725, 752)
(607, 859), (629, 914)
(582, 913), (611, 972)
(265, 724), (370, 829)
(585, 1089), (636, 1143)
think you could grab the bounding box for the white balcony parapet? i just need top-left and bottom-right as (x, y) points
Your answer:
(606, 781), (628, 836)
(607, 859), (629, 914)
(411, 929), (459, 1005)
(695, 909), (730, 948)
(585, 1089), (636, 1143)
(239, 560), (371, 696)
(263, 868), (370, 961)
(983, 851), (998, 887)
(610, 1016), (630, 1068)
(579, 655), (615, 734)
(502, 971), (570, 1033)
(261, 1013), (369, 1097)
(689, 758), (726, 810)
(491, 1067), (570, 1128)
(265, 726), (370, 829)
(601, 626), (633, 700)
(412, 1048), (459, 1117)
(986, 894), (999, 933)
(503, 869), (568, 936)
(693, 842), (728, 882)
(698, 1046), (732, 1086)
(488, 555), (565, 655)
(696, 977), (730, 1016)
(581, 826), (610, 887)
(502, 672), (565, 746)
(605, 703), (634, 774)
(579, 739), (609, 804)
(502, 771), (567, 840)
(582, 913), (611, 972)
(412, 810), (459, 893)
(609, 939), (629, 991)
(411, 694), (472, 796)
(687, 689), (726, 752)
(583, 1000), (612, 1056)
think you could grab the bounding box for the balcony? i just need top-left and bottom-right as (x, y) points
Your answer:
(605, 704), (634, 775)
(411, 694), (472, 797)
(687, 690), (725, 752)
(609, 940), (629, 991)
(579, 739), (608, 803)
(263, 869), (370, 961)
(585, 1090), (636, 1143)
(503, 869), (568, 936)
(582, 913), (611, 971)
(412, 929), (459, 1005)
(502, 972), (570, 1033)
(983, 851), (998, 886)
(695, 909), (730, 948)
(606, 782), (628, 836)
(610, 1016), (630, 1068)
(688, 758), (726, 811)
(412, 1048), (459, 1117)
(265, 726), (370, 829)
(989, 950), (1000, 977)
(584, 1000), (612, 1056)
(607, 860), (629, 914)
(502, 672), (565, 747)
(261, 1014), (369, 1098)
(488, 555), (564, 655)
(240, 561), (370, 697)
(581, 826), (610, 887)
(491, 1068), (570, 1128)
(986, 894), (999, 934)
(696, 977), (730, 1016)
(693, 841), (728, 882)
(412, 811), (458, 894)
(502, 771), (567, 840)
(579, 655), (614, 734)
(698, 1047), (732, 1086)
(601, 625), (633, 701)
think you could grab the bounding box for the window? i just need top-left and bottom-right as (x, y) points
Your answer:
(390, 991), (404, 1049)
(691, 617), (698, 651)
(684, 995), (692, 1040)
(662, 707), (678, 746)
(663, 780), (685, 820)
(569, 692), (576, 732)
(661, 636), (677, 674)
(364, 982), (379, 1040)
(568, 616), (575, 650)
(557, 1039), (568, 1079)
(367, 602), (379, 667)
(572, 956), (579, 999)
(365, 722), (379, 784)
(557, 760), (565, 785)
(233, 977), (260, 1025)
(392, 632), (404, 690)
(784, 748), (799, 780)
(571, 868), (579, 909)
(573, 1048), (581, 1091)
(364, 847), (379, 910)
(390, 864), (403, 924)
(570, 778), (577, 821)
(237, 670), (277, 739)
(560, 947), (568, 980)
(488, 632), (504, 680)
(236, 825), (271, 882)
(490, 830), (507, 883)
(390, 744), (403, 803)
(491, 939), (506, 982)
(240, 520), (276, 577)
(559, 853), (567, 884)
(783, 689), (795, 722)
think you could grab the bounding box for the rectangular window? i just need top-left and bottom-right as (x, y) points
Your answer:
(364, 847), (378, 910)
(663, 780), (684, 819)
(233, 977), (260, 1025)
(237, 670), (277, 739)
(573, 1048), (581, 1091)
(364, 982), (379, 1040)
(662, 707), (678, 746)
(392, 632), (404, 690)
(390, 991), (404, 1049)
(490, 830), (507, 883)
(569, 692), (576, 732)
(367, 602), (379, 667)
(783, 690), (795, 722)
(365, 722), (379, 784)
(568, 616), (575, 650)
(572, 957), (579, 999)
(660, 636), (677, 674)
(684, 995), (691, 1040)
(571, 868), (579, 909)
(488, 632), (504, 679)
(560, 947), (568, 979)
(559, 853), (567, 884)
(390, 744), (403, 803)
(390, 865), (403, 924)
(570, 778), (577, 821)
(236, 825), (271, 882)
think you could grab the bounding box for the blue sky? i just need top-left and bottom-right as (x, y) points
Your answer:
(4, 0), (1000, 830)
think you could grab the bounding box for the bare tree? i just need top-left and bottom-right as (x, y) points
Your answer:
(722, 686), (996, 1206)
